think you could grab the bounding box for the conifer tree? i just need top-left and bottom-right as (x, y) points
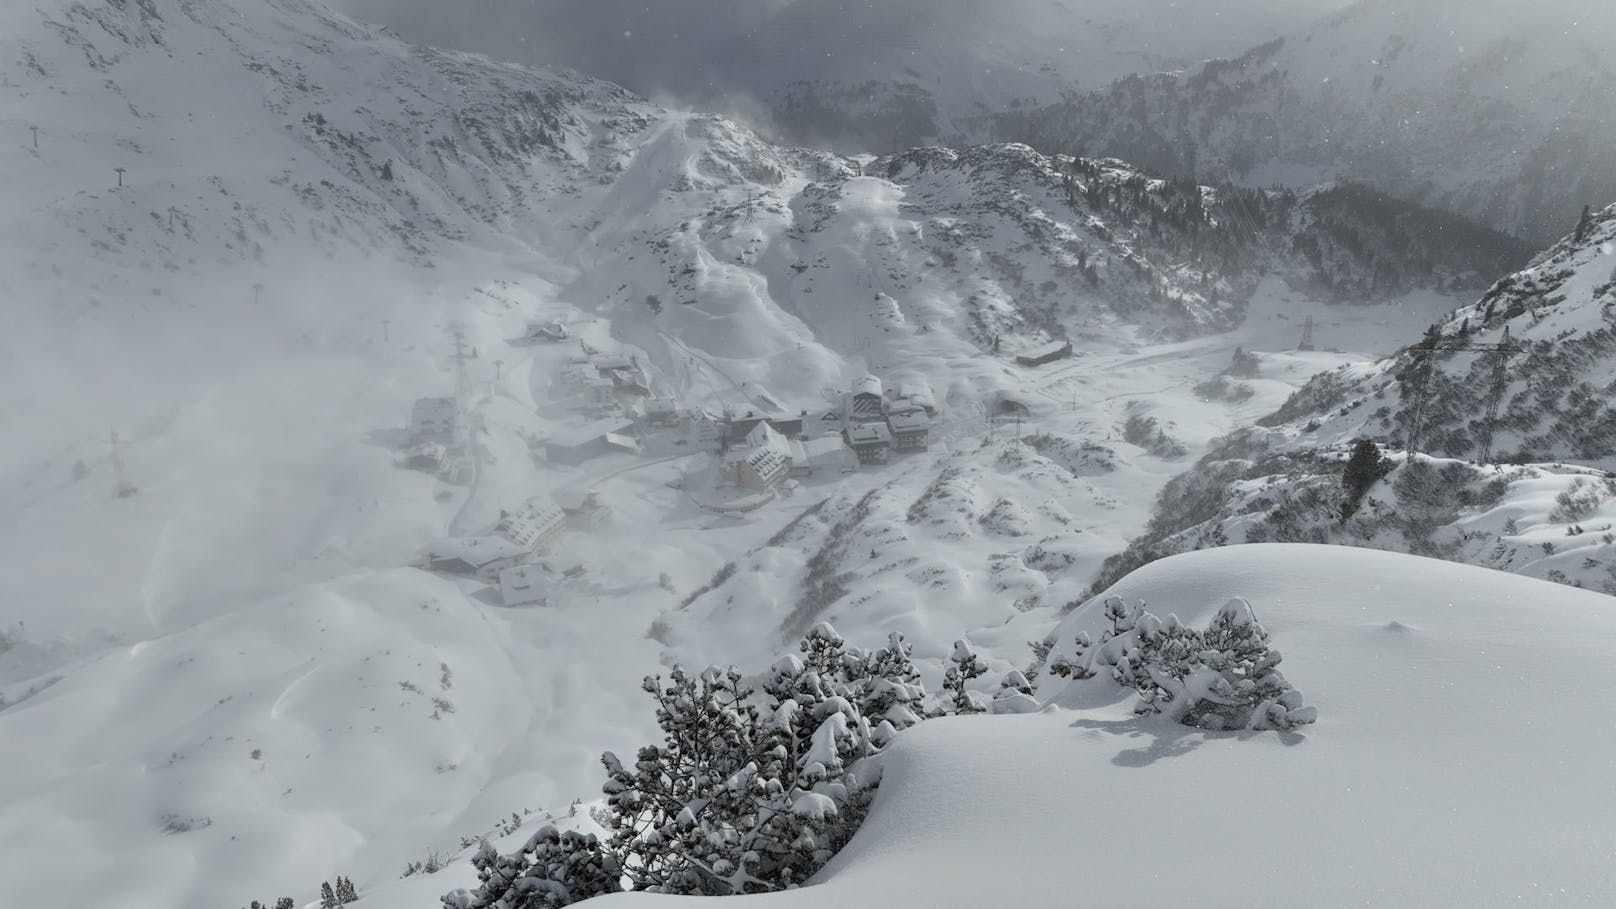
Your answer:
(1048, 596), (1314, 731)
(444, 625), (932, 907)
(939, 639), (989, 715)
(1340, 438), (1390, 520)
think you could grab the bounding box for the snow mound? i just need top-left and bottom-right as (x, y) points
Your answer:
(583, 544), (1616, 907)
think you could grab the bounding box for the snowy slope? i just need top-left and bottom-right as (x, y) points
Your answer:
(331, 0), (1344, 153)
(1087, 205), (1616, 597)
(998, 0), (1616, 242)
(0, 3), (1569, 908)
(372, 545), (1616, 908)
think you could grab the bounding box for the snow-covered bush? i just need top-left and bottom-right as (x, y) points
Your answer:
(936, 638), (990, 715)
(444, 624), (926, 906)
(990, 670), (1040, 715)
(443, 828), (620, 909)
(1052, 596), (1315, 731)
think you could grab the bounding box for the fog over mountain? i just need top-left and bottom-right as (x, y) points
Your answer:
(3, 2), (1614, 909)
(330, 0), (1345, 149)
(995, 0), (1616, 241)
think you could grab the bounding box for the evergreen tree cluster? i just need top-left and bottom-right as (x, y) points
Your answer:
(1340, 438), (1392, 521)
(443, 625), (927, 907)
(443, 829), (620, 909)
(1051, 596), (1316, 731)
(319, 877), (358, 908)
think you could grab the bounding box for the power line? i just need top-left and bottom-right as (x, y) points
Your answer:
(1403, 328), (1518, 461)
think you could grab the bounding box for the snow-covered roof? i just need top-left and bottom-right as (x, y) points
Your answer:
(1018, 339), (1073, 360)
(498, 564), (550, 605)
(553, 489), (604, 512)
(746, 446), (789, 479)
(852, 375), (883, 398)
(425, 535), (528, 568)
(743, 381), (788, 414)
(846, 422), (893, 446)
(545, 419), (637, 449)
(723, 422), (793, 475)
(888, 411), (931, 433)
(745, 421), (789, 451)
(892, 379), (935, 407)
(496, 502), (566, 548)
(602, 432), (641, 453)
(591, 354), (634, 372)
(803, 436), (850, 457)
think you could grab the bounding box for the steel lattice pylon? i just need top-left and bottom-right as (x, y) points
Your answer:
(1403, 326), (1518, 461)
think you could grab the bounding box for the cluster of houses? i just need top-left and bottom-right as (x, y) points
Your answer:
(839, 375), (935, 464)
(422, 490), (610, 606)
(703, 374), (938, 492)
(716, 421), (859, 491)
(554, 346), (653, 411)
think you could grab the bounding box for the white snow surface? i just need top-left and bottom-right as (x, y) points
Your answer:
(388, 545), (1616, 908)
(0, 2), (1605, 909)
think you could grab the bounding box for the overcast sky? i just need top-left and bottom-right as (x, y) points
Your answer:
(328, 0), (1352, 105)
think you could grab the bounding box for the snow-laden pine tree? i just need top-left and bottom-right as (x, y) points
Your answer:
(442, 827), (620, 909)
(846, 630), (926, 744)
(1052, 595), (1315, 731)
(446, 624), (927, 906)
(937, 638), (989, 715)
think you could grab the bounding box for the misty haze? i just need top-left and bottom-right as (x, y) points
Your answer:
(2, 2), (1615, 908)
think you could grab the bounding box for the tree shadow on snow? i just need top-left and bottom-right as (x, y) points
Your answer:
(1066, 715), (1304, 768)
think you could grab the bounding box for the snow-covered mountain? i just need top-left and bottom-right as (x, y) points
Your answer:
(996, 0), (1616, 243)
(330, 0), (1345, 153)
(0, 2), (1603, 908)
(1087, 204), (1616, 597)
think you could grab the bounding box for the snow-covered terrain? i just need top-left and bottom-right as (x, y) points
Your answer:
(998, 0), (1616, 242)
(1089, 204), (1616, 597)
(368, 545), (1616, 908)
(2, 2), (1610, 908)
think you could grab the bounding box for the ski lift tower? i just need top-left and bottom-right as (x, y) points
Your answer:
(450, 326), (476, 400)
(1298, 315), (1316, 351)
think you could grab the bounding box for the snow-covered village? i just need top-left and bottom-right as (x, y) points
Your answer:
(3, 2), (1616, 909)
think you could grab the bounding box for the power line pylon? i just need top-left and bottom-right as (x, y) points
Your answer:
(1403, 329), (1519, 462)
(1476, 326), (1517, 464)
(451, 326), (473, 400)
(1298, 315), (1315, 351)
